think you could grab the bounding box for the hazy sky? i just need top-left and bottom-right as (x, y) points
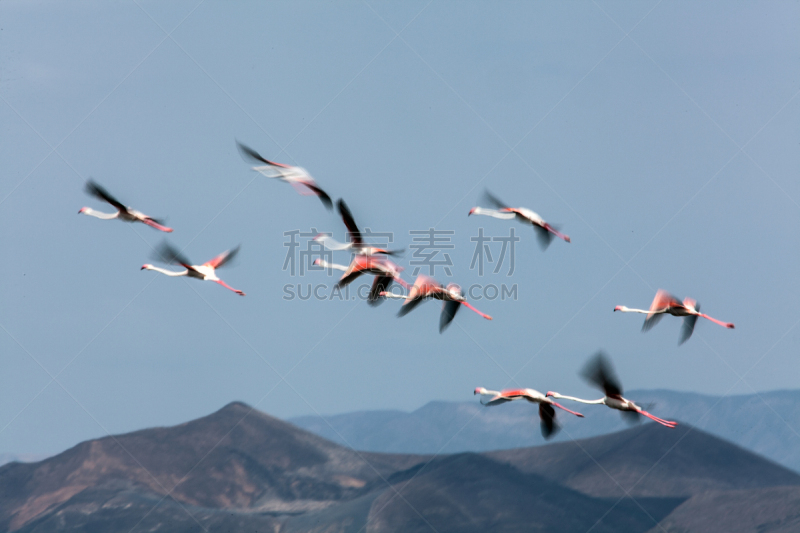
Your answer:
(1, 1), (798, 455)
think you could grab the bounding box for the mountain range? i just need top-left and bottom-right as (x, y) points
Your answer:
(1, 401), (799, 532)
(289, 388), (800, 472)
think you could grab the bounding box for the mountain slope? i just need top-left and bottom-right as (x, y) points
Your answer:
(288, 389), (800, 472)
(0, 401), (423, 532)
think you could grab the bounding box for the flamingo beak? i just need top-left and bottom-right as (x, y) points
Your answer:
(613, 306), (622, 312)
(546, 391), (555, 397)
(474, 388), (481, 395)
(468, 207), (477, 216)
(78, 207), (87, 214)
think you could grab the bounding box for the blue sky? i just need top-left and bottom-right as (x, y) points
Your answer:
(1, 0), (798, 455)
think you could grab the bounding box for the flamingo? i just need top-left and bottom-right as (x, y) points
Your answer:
(141, 242), (245, 296)
(468, 190), (569, 249)
(381, 274), (492, 333)
(474, 387), (584, 439)
(614, 289), (734, 344)
(314, 256), (409, 305)
(78, 180), (173, 232)
(546, 352), (676, 428)
(236, 141), (332, 209)
(314, 199), (403, 256)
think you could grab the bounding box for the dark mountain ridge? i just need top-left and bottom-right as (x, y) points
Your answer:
(2, 401), (799, 532)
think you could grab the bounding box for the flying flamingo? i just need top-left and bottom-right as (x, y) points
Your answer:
(236, 141), (332, 209)
(547, 352), (676, 428)
(315, 199), (403, 256)
(314, 256), (409, 306)
(474, 387), (584, 439)
(614, 289), (734, 344)
(381, 274), (492, 333)
(468, 190), (569, 249)
(79, 180), (173, 232)
(141, 242), (245, 296)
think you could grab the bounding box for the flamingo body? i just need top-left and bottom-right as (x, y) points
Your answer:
(474, 387), (584, 439)
(236, 141), (332, 209)
(142, 243), (245, 296)
(79, 180), (173, 232)
(615, 289), (734, 344)
(468, 190), (569, 248)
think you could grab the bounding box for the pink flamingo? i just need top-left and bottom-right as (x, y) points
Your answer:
(381, 274), (492, 333)
(615, 289), (734, 344)
(79, 180), (172, 232)
(236, 141), (332, 209)
(475, 387), (584, 439)
(315, 256), (409, 306)
(547, 352), (676, 428)
(468, 190), (569, 249)
(314, 199), (403, 256)
(141, 242), (245, 296)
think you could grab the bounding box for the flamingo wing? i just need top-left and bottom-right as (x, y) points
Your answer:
(304, 183), (333, 210)
(203, 245), (240, 270)
(368, 276), (393, 306)
(680, 304), (700, 345)
(154, 242), (195, 271)
(581, 351), (623, 398)
(336, 199), (363, 246)
(539, 403), (559, 439)
(236, 140), (290, 168)
(483, 189), (509, 210)
(649, 289), (681, 314)
(533, 224), (555, 250)
(85, 180), (126, 211)
(439, 300), (461, 333)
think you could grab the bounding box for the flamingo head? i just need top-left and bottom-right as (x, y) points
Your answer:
(545, 391), (557, 398)
(141, 264), (153, 270)
(474, 387), (487, 395)
(613, 305), (626, 312)
(313, 258), (322, 266)
(468, 207), (478, 216)
(78, 207), (89, 214)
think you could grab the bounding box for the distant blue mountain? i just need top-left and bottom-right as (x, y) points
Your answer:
(288, 389), (800, 472)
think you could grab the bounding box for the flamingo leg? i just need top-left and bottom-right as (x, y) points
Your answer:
(141, 218), (173, 233)
(700, 314), (735, 329)
(215, 279), (245, 296)
(550, 401), (584, 417)
(460, 301), (493, 320)
(544, 224), (571, 243)
(638, 409), (677, 427)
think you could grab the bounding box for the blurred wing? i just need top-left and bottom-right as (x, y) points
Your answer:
(534, 224), (554, 250)
(649, 289), (681, 314)
(236, 140), (276, 166)
(336, 269), (364, 288)
(336, 199), (363, 246)
(621, 410), (642, 425)
(368, 276), (393, 306)
(581, 351), (623, 397)
(85, 180), (126, 211)
(305, 183), (333, 210)
(480, 394), (511, 406)
(204, 245), (240, 270)
(641, 312), (665, 332)
(483, 189), (508, 210)
(397, 296), (426, 317)
(539, 403), (559, 439)
(680, 309), (700, 345)
(154, 241), (193, 269)
(439, 300), (461, 333)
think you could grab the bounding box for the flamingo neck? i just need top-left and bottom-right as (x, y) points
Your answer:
(81, 208), (118, 220)
(614, 306), (650, 314)
(469, 207), (515, 220)
(380, 291), (408, 300)
(315, 235), (353, 251)
(550, 394), (604, 405)
(144, 266), (187, 277)
(316, 259), (348, 272)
